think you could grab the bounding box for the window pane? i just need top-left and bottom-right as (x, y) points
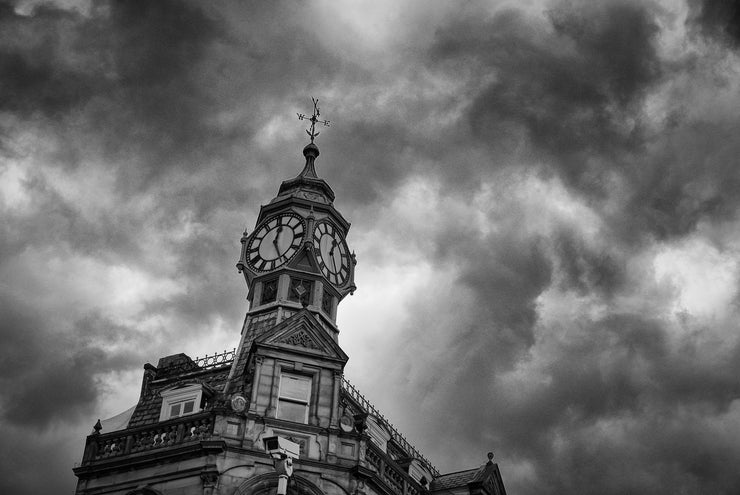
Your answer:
(261, 278), (278, 304)
(183, 401), (194, 414)
(322, 290), (332, 314)
(278, 400), (308, 423)
(288, 278), (313, 304)
(280, 375), (310, 401)
(170, 403), (181, 418)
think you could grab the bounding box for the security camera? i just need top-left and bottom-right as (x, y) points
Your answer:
(263, 435), (300, 494)
(263, 436), (300, 460)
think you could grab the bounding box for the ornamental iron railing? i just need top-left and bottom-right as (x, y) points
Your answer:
(193, 348), (236, 369)
(341, 377), (439, 477)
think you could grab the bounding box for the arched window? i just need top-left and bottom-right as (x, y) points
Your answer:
(234, 472), (326, 495)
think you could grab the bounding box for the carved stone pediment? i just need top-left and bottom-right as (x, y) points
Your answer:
(254, 309), (349, 364)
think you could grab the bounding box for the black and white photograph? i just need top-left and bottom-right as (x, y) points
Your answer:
(1, 1), (740, 494)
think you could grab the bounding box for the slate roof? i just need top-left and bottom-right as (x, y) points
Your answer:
(127, 353), (232, 429)
(430, 466), (485, 491)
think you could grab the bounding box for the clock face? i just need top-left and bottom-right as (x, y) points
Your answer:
(313, 221), (350, 286)
(246, 213), (305, 271)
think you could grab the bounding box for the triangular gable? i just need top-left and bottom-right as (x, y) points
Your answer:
(471, 463), (507, 495)
(288, 246), (320, 274)
(254, 309), (348, 364)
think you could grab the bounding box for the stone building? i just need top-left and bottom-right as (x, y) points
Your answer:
(73, 119), (507, 495)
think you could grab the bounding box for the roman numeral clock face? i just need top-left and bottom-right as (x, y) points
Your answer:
(313, 221), (350, 286)
(246, 213), (305, 272)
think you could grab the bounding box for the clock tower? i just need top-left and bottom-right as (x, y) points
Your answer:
(226, 100), (357, 413)
(235, 137), (356, 339)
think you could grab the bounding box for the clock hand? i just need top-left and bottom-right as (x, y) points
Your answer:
(273, 226), (283, 256)
(329, 240), (338, 274)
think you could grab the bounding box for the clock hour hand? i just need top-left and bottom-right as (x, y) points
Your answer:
(273, 226), (283, 256)
(329, 239), (338, 274)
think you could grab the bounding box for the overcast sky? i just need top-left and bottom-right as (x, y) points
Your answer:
(2, 0), (740, 493)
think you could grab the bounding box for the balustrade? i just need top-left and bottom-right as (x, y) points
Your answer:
(365, 442), (426, 495)
(366, 445), (382, 470)
(383, 462), (405, 493)
(83, 413), (214, 463)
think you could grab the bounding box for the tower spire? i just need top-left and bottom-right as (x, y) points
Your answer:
(271, 98), (336, 205)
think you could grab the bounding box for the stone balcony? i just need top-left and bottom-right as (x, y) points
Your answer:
(74, 411), (223, 478)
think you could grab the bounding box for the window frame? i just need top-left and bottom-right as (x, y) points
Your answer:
(321, 289), (333, 316)
(159, 384), (203, 422)
(287, 277), (314, 305)
(276, 372), (312, 424)
(260, 277), (279, 305)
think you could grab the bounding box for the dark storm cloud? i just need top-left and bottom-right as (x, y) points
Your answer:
(443, 314), (669, 450)
(325, 120), (412, 205)
(431, 1), (661, 191)
(0, 170), (141, 264)
(77, 0), (224, 183)
(427, 0), (740, 245)
(452, 232), (552, 362)
(427, 1), (726, 245)
(554, 227), (624, 296)
(620, 120), (740, 240)
(0, 1), (95, 118)
(412, 305), (740, 494)
(0, 0), (310, 353)
(0, 296), (139, 427)
(528, 315), (740, 494)
(0, 0), (227, 184)
(0, 0), (255, 461)
(688, 0), (740, 47)
(0, 0), (353, 199)
(0, 0), (214, 118)
(359, 2), (740, 494)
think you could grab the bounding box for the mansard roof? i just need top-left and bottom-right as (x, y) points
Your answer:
(431, 467), (482, 491)
(127, 354), (232, 429)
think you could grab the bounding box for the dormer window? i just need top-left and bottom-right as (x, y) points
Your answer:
(159, 384), (203, 421)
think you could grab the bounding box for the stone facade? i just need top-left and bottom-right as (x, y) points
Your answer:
(74, 138), (507, 495)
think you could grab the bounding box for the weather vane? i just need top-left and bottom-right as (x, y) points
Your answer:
(297, 97), (330, 143)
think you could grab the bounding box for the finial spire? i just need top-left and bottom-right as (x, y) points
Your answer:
(297, 97), (330, 144)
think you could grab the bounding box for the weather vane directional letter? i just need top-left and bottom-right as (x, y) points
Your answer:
(297, 97), (330, 143)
